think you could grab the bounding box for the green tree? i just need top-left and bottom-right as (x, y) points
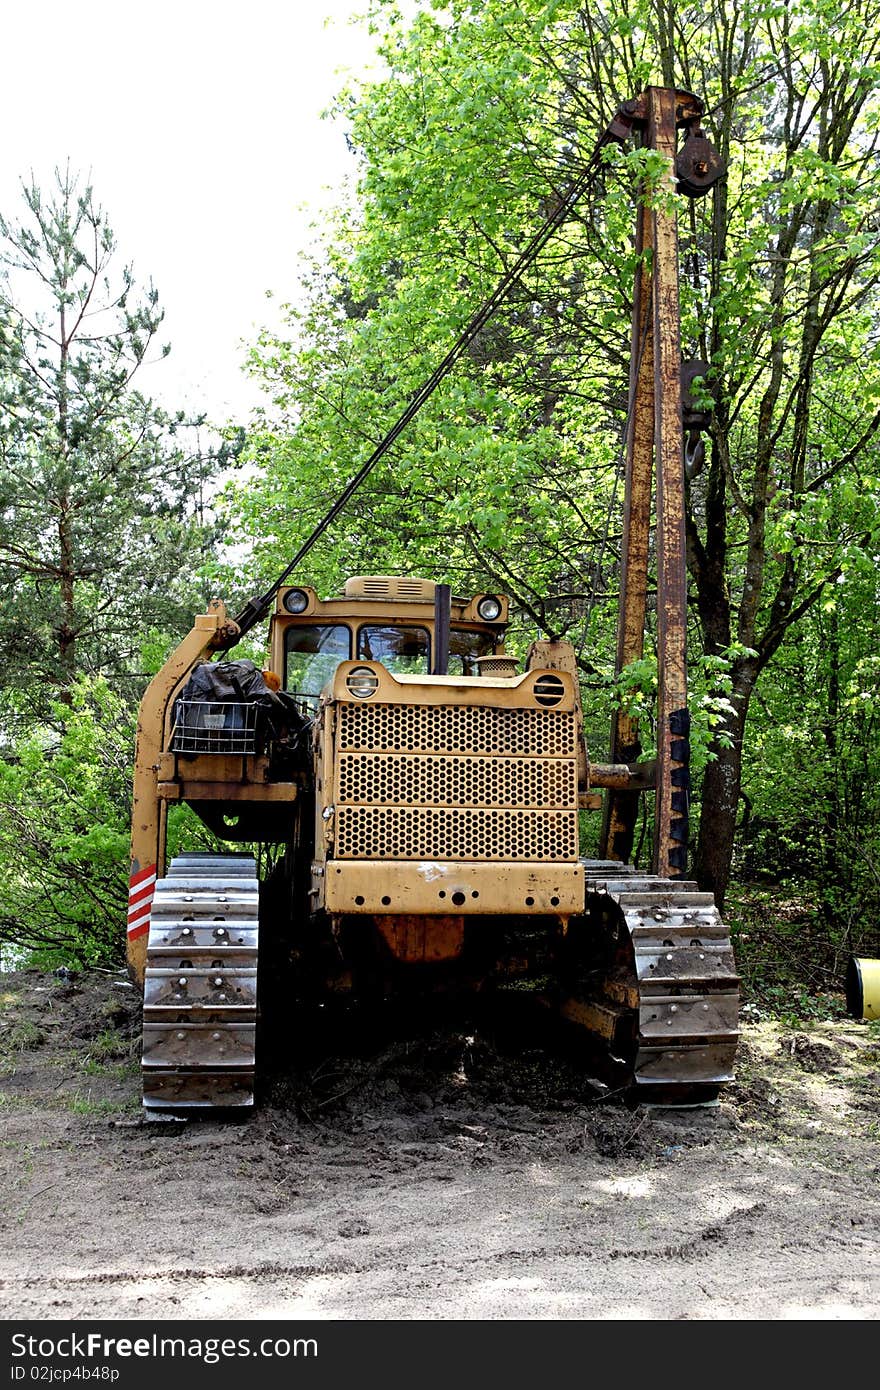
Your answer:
(0, 679), (133, 966)
(0, 167), (219, 719)
(0, 677), (216, 968)
(737, 566), (880, 963)
(0, 170), (234, 966)
(236, 0), (880, 918)
(676, 0), (880, 905)
(235, 0), (626, 633)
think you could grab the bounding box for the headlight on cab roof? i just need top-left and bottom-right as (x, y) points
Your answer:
(282, 587), (310, 614)
(476, 594), (503, 621)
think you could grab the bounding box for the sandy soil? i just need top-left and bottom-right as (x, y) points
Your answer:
(1, 969), (879, 1321)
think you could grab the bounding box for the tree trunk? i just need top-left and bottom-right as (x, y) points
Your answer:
(55, 295), (75, 701)
(57, 497), (75, 689)
(694, 733), (741, 910)
(693, 669), (755, 911)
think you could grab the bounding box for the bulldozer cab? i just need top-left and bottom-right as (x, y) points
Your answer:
(268, 578), (509, 713)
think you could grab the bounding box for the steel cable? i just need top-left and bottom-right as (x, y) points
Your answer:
(232, 135), (618, 638)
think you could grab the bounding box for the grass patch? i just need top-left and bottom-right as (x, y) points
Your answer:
(0, 1090), (137, 1116)
(85, 1027), (132, 1063)
(66, 1094), (140, 1116)
(80, 1058), (139, 1080)
(0, 1092), (34, 1110)
(2, 1020), (46, 1052)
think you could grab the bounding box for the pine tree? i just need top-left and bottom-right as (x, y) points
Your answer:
(0, 167), (217, 718)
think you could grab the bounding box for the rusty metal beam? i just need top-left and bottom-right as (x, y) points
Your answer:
(648, 86), (689, 878)
(599, 87), (691, 877)
(157, 781), (299, 803)
(590, 760), (657, 790)
(600, 185), (654, 862)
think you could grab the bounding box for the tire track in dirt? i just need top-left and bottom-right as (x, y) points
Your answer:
(0, 1201), (771, 1291)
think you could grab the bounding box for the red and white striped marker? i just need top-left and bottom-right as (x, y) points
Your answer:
(127, 864), (157, 941)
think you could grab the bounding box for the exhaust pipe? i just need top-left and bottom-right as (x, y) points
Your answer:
(845, 955), (880, 1021)
(433, 583), (451, 675)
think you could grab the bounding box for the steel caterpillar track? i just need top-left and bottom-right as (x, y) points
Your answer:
(566, 859), (740, 1103)
(141, 854), (259, 1112)
(138, 855), (737, 1111)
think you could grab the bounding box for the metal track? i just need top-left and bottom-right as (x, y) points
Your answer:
(141, 854), (259, 1112)
(574, 859), (740, 1103)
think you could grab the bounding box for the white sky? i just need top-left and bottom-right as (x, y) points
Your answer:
(2, 2), (385, 421)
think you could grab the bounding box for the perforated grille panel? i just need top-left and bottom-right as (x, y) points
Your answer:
(335, 808), (578, 861)
(338, 753), (576, 809)
(334, 702), (579, 862)
(337, 703), (576, 757)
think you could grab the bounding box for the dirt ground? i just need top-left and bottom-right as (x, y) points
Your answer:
(1, 968), (879, 1321)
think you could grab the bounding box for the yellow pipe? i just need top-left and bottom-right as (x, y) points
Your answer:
(846, 956), (880, 1021)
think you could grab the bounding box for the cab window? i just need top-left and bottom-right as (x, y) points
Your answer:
(357, 625), (430, 675)
(284, 625), (351, 702)
(448, 628), (496, 676)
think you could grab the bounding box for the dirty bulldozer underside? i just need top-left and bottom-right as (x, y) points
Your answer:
(138, 854), (738, 1113)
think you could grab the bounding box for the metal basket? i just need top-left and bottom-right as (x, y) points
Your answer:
(171, 701), (259, 755)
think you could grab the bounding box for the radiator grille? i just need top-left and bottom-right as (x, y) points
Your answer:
(337, 703), (576, 757)
(335, 807), (578, 862)
(334, 702), (579, 862)
(338, 752), (576, 809)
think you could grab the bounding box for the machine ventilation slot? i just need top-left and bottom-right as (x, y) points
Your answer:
(344, 576), (434, 601)
(335, 807), (579, 862)
(473, 656), (519, 678)
(338, 752), (576, 809)
(533, 674), (566, 707)
(337, 703), (576, 758)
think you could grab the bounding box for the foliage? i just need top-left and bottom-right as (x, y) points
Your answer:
(231, 0), (880, 932)
(0, 170), (232, 966)
(233, 0), (632, 644)
(0, 680), (133, 967)
(0, 168), (225, 720)
(736, 572), (880, 955)
(729, 887), (861, 1020)
(0, 678), (220, 969)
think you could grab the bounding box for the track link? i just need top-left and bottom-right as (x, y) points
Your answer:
(576, 859), (740, 1104)
(141, 854), (259, 1112)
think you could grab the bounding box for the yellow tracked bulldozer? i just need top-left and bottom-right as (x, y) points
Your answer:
(127, 87), (740, 1112)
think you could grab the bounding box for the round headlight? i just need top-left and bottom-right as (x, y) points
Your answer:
(346, 666), (380, 699)
(477, 594), (503, 622)
(282, 587), (310, 614)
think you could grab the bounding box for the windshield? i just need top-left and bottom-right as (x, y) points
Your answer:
(284, 625), (351, 701)
(448, 628), (496, 676)
(357, 624), (430, 675)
